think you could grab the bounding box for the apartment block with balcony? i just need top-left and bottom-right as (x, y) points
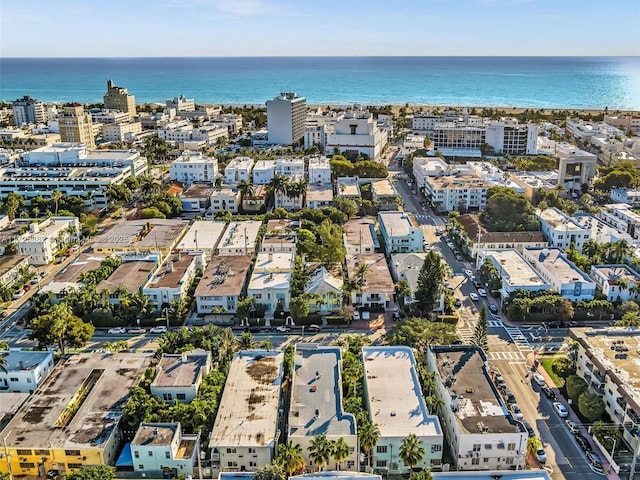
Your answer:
(590, 264), (640, 302)
(347, 254), (394, 311)
(308, 155), (332, 184)
(537, 207), (590, 251)
(0, 349), (54, 394)
(150, 350), (212, 403)
(194, 256), (251, 314)
(252, 160), (276, 185)
(209, 188), (240, 214)
(247, 253), (294, 314)
(343, 218), (379, 256)
(422, 176), (489, 213)
(599, 203), (640, 240)
(169, 151), (218, 186)
(378, 211), (423, 256)
(224, 157), (254, 184)
(142, 252), (203, 309)
(17, 217), (80, 266)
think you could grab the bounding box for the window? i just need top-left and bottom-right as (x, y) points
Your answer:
(227, 461), (238, 467)
(249, 462), (257, 467)
(347, 461), (355, 468)
(166, 452), (171, 459)
(162, 393), (172, 401)
(376, 460), (387, 468)
(34, 450), (49, 456)
(139, 465), (145, 470)
(16, 449), (32, 456)
(431, 445), (442, 453)
(177, 393), (186, 400)
(248, 448), (256, 454)
(19, 463), (35, 469)
(507, 443), (516, 451)
(148, 451), (153, 457)
(376, 446), (388, 454)
(67, 463), (82, 469)
(134, 451), (139, 458)
(9, 377), (18, 382)
(472, 444), (481, 452)
(484, 444), (492, 450)
(471, 458), (480, 466)
(430, 459), (442, 466)
(64, 450), (81, 457)
(505, 457), (514, 465)
(484, 458), (489, 463)
(226, 448), (237, 454)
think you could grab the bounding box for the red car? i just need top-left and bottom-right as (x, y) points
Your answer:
(23, 285), (31, 292)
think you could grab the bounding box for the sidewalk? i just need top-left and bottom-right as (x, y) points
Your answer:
(536, 365), (621, 480)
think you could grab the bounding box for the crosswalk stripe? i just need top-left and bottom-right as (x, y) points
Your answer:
(487, 320), (502, 328)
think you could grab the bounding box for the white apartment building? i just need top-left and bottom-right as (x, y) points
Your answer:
(304, 125), (331, 151)
(194, 255), (251, 314)
(522, 247), (596, 301)
(131, 423), (199, 477)
(252, 160), (276, 185)
(537, 208), (591, 250)
(611, 189), (640, 205)
(590, 264), (640, 302)
(224, 157), (254, 184)
(306, 184), (333, 209)
(247, 252), (294, 313)
(565, 118), (623, 140)
(347, 254), (395, 311)
(343, 218), (379, 256)
(101, 121), (142, 142)
(175, 220), (227, 261)
(288, 345), (358, 471)
(274, 175), (305, 211)
(0, 255), (30, 289)
(158, 121), (228, 147)
(484, 122), (538, 155)
(17, 217), (80, 265)
(12, 96), (45, 126)
(477, 249), (550, 300)
(336, 177), (361, 198)
(275, 157), (305, 178)
(308, 156), (332, 184)
(166, 95), (196, 112)
(423, 175), (489, 213)
(363, 347), (443, 474)
(151, 350), (212, 403)
(211, 113), (243, 135)
(90, 109), (131, 124)
(605, 114), (640, 134)
(599, 203), (640, 240)
(210, 188), (240, 214)
(142, 252), (202, 308)
(412, 157), (456, 192)
(326, 109), (388, 160)
(217, 221), (262, 256)
(572, 213), (635, 245)
(378, 211), (423, 256)
(0, 349), (54, 394)
(266, 92), (307, 146)
(556, 143), (597, 192)
(210, 350), (284, 472)
(180, 184), (214, 213)
(427, 346), (527, 471)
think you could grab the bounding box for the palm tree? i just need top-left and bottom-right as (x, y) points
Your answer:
(51, 190), (63, 215)
(356, 263), (369, 284)
(526, 437), (542, 463)
(238, 331), (254, 350)
(331, 437), (350, 470)
(395, 278), (412, 309)
(238, 179), (254, 202)
(276, 441), (305, 476)
(308, 434), (332, 471)
(0, 340), (8, 374)
(358, 421), (380, 470)
(130, 292), (151, 324)
(268, 173), (290, 205)
(399, 434), (425, 472)
(611, 239), (632, 264)
(31, 206), (40, 219)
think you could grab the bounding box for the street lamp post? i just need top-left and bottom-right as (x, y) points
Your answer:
(604, 435), (617, 461)
(2, 430), (13, 480)
(164, 307), (170, 330)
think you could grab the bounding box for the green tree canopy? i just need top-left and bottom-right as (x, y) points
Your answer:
(29, 303), (94, 354)
(399, 433), (426, 470)
(480, 186), (538, 231)
(413, 251), (447, 316)
(551, 358), (576, 382)
(471, 304), (488, 352)
(66, 465), (116, 480)
(256, 463), (287, 480)
(565, 374), (588, 402)
(578, 392), (606, 421)
(385, 317), (459, 351)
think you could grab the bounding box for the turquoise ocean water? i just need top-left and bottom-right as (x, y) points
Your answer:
(1, 56), (639, 109)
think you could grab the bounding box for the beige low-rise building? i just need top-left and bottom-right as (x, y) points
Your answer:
(306, 183), (334, 209)
(210, 350), (284, 472)
(347, 254), (394, 310)
(96, 259), (159, 301)
(175, 220), (227, 261)
(92, 220), (189, 256)
(217, 221), (262, 256)
(194, 256), (251, 315)
(343, 218), (379, 256)
(143, 252), (203, 308)
(150, 350), (212, 403)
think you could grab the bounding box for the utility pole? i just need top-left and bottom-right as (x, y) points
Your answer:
(2, 430), (13, 480)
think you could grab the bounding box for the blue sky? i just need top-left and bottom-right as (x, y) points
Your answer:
(1, 0), (638, 57)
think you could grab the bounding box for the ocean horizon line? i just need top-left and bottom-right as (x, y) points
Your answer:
(2, 55), (639, 60)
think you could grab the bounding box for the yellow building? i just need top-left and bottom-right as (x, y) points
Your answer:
(91, 219), (190, 256)
(58, 104), (95, 149)
(0, 352), (153, 478)
(103, 79), (136, 116)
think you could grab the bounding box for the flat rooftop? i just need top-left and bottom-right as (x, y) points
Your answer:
(0, 222), (27, 245)
(0, 254), (28, 277)
(176, 221), (227, 252)
(195, 256), (251, 298)
(371, 179), (396, 197)
(308, 156), (330, 168)
(226, 157), (254, 170)
(0, 392), (29, 420)
(347, 254), (394, 293)
(145, 253), (198, 289)
(218, 221), (262, 252)
(96, 260), (157, 294)
(3, 352), (153, 449)
(253, 160), (276, 170)
(249, 271), (291, 291)
(54, 253), (105, 283)
(307, 183), (334, 202)
(434, 348), (518, 434)
(570, 328), (640, 414)
(427, 176), (490, 190)
(293, 474), (381, 480)
(363, 347), (441, 437)
(1, 349), (52, 372)
(254, 252), (294, 272)
(343, 218), (378, 248)
(525, 248), (592, 284)
(210, 350), (283, 447)
(182, 184), (214, 198)
(20, 219), (69, 242)
(538, 208), (584, 231)
(336, 177), (360, 197)
(432, 472), (551, 480)
(152, 351), (210, 388)
(379, 211), (416, 237)
(266, 219), (299, 233)
(132, 423), (177, 446)
(289, 345), (356, 438)
(592, 264), (640, 284)
(482, 250), (548, 288)
(92, 219), (189, 250)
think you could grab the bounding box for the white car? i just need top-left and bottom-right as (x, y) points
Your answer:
(276, 326), (290, 333)
(553, 402), (569, 418)
(536, 448), (547, 463)
(532, 373), (546, 386)
(149, 326), (168, 334)
(464, 269), (473, 277)
(107, 327), (126, 334)
(511, 404), (524, 420)
(469, 292), (479, 301)
(478, 288), (487, 297)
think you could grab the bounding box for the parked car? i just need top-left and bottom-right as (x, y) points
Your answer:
(532, 373), (546, 386)
(454, 298), (462, 307)
(128, 327), (146, 334)
(489, 304), (498, 314)
(276, 326), (290, 333)
(149, 326), (168, 334)
(477, 288), (487, 297)
(464, 269), (473, 277)
(575, 434), (592, 452)
(565, 419), (579, 434)
(522, 420), (535, 437)
(455, 254), (463, 261)
(107, 327), (126, 334)
(553, 402), (569, 418)
(353, 311), (360, 321)
(504, 391), (517, 405)
(12, 290), (25, 300)
(307, 325), (322, 332)
(469, 292), (479, 301)
(511, 404), (524, 420)
(541, 386), (556, 399)
(536, 448), (547, 463)
(586, 452), (603, 472)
